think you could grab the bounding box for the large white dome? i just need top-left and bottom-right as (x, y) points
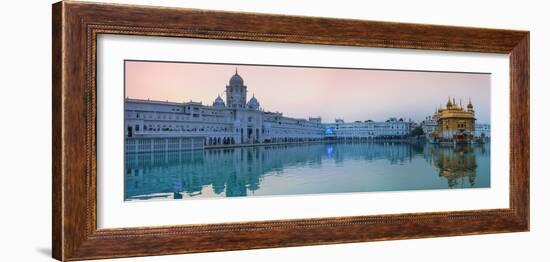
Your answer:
(229, 70), (244, 86)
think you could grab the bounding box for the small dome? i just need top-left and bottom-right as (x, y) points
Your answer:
(247, 95), (260, 110)
(212, 95), (225, 107)
(229, 68), (244, 86)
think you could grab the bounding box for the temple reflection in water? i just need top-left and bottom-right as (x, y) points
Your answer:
(124, 142), (490, 201)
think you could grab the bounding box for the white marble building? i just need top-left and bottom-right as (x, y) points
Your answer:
(125, 70), (325, 147)
(474, 123), (491, 139)
(126, 70), (457, 152)
(323, 117), (412, 140)
(420, 114), (439, 138)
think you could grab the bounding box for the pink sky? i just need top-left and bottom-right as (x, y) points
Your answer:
(125, 61), (491, 123)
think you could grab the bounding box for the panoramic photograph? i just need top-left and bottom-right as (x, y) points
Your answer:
(123, 61), (491, 201)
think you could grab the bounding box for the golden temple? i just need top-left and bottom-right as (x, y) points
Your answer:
(429, 98), (477, 144)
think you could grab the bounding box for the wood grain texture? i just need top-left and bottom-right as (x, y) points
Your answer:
(509, 35), (530, 226)
(52, 2), (63, 260)
(52, 1), (530, 261)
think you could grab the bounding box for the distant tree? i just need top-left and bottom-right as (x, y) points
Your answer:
(410, 126), (425, 137)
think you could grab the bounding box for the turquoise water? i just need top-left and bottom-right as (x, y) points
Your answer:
(124, 142), (490, 201)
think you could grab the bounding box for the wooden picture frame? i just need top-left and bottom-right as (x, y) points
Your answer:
(52, 1), (529, 261)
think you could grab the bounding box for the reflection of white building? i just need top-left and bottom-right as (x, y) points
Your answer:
(323, 118), (412, 139)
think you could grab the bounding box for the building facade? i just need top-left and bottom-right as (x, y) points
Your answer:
(323, 118), (412, 140)
(421, 103), (490, 142)
(125, 70), (325, 149)
(437, 98), (476, 140)
(420, 113), (439, 138)
(474, 123), (491, 139)
(421, 98), (490, 144)
(126, 71), (490, 152)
